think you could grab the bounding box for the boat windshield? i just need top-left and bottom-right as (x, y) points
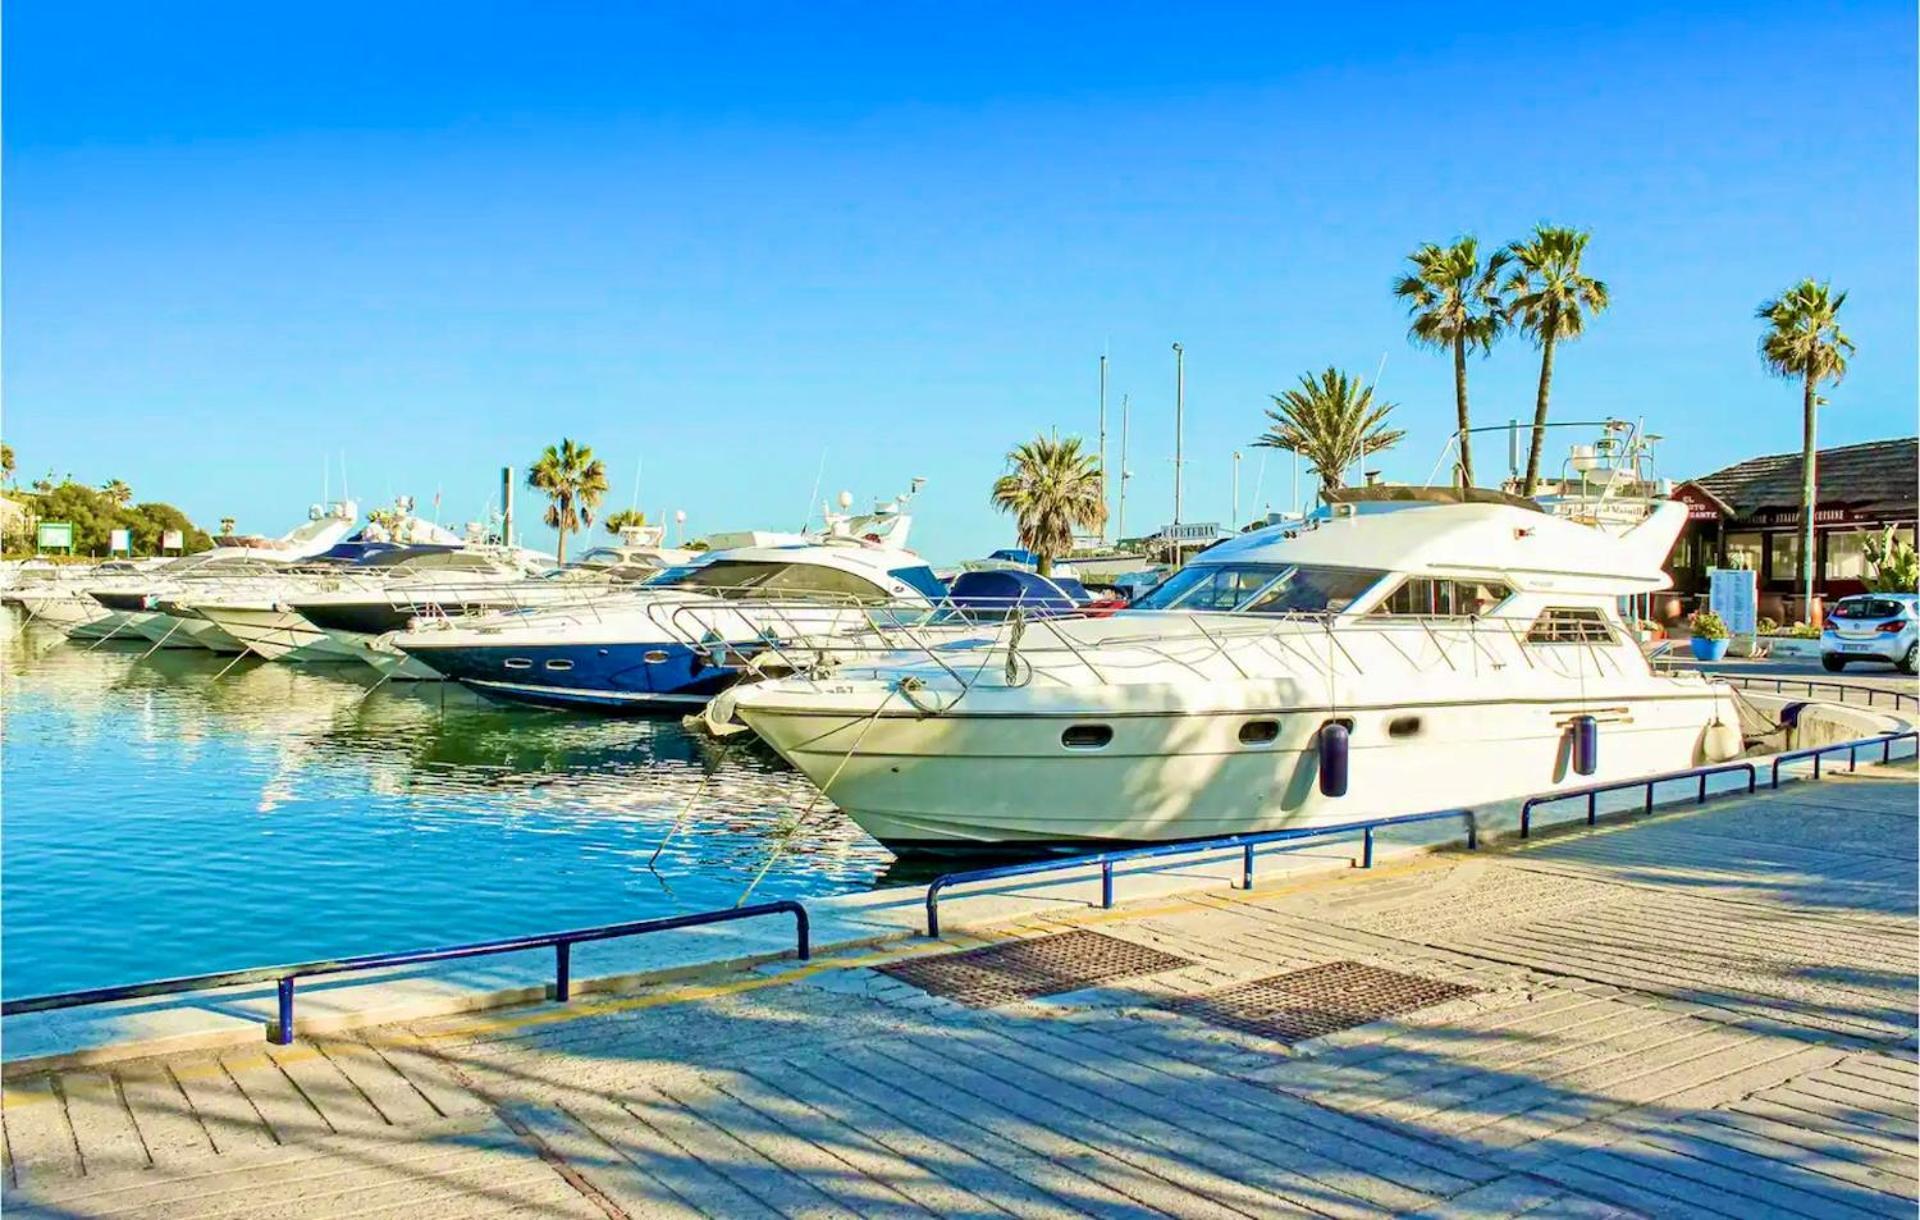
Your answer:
(656, 558), (891, 603)
(1128, 563), (1384, 615)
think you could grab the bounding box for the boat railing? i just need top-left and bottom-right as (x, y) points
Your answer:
(2, 901), (811, 1047)
(704, 602), (1648, 697)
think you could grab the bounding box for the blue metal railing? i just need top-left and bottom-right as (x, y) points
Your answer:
(1519, 761), (1758, 839)
(1769, 731), (1917, 788)
(923, 807), (1477, 937)
(1717, 674), (1918, 712)
(1, 901), (810, 1046)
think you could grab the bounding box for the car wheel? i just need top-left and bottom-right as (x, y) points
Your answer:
(1822, 654), (1847, 673)
(1901, 643), (1917, 676)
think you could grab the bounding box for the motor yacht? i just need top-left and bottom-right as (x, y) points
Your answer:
(729, 492), (1759, 851)
(82, 503), (364, 650)
(390, 491), (944, 709)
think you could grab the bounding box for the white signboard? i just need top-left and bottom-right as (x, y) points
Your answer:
(109, 528), (132, 554)
(161, 529), (184, 551)
(1708, 566), (1758, 640)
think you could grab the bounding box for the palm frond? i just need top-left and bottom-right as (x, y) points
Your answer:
(1250, 367), (1405, 493)
(989, 434), (1106, 570)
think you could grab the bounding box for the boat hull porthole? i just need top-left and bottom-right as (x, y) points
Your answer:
(1238, 719), (1280, 745)
(1062, 724), (1113, 750)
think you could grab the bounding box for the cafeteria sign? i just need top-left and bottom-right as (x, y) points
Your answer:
(36, 521), (74, 552)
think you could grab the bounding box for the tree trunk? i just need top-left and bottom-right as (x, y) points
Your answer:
(1035, 551), (1052, 577)
(1453, 334), (1474, 489)
(1800, 371), (1817, 624)
(1522, 309), (1559, 496)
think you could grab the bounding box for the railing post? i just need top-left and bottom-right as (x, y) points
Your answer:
(1242, 844), (1255, 891)
(925, 884), (941, 938)
(1848, 744), (1857, 772)
(1813, 753), (1822, 780)
(554, 942), (572, 1002)
(1698, 772), (1708, 803)
(1587, 791), (1598, 826)
(1464, 810), (1477, 851)
(1520, 801), (1532, 839)
(792, 903), (812, 960)
(274, 977), (295, 1046)
(1361, 827), (1374, 869)
(1100, 859), (1114, 909)
(1643, 782), (1654, 818)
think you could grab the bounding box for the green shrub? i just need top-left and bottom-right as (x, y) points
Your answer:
(1689, 610), (1730, 640)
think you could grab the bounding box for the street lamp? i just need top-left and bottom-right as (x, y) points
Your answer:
(1171, 343), (1184, 527)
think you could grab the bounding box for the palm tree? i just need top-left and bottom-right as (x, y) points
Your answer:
(1758, 280), (1853, 618)
(1394, 237), (1509, 488)
(989, 435), (1106, 575)
(527, 437), (609, 563)
(1505, 226), (1610, 494)
(102, 478), (134, 507)
(1252, 367), (1406, 499)
(1, 443), (14, 486)
(604, 508), (648, 535)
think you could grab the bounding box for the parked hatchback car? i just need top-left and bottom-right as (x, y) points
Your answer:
(1821, 593), (1919, 674)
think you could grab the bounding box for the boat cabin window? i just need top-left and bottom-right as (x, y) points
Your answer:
(1370, 577), (1513, 618)
(1130, 563), (1384, 615)
(659, 559), (891, 604)
(1526, 607), (1615, 643)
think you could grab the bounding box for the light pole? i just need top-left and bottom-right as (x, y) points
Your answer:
(1232, 450), (1241, 529)
(1098, 353), (1108, 546)
(1118, 394), (1131, 545)
(1172, 342), (1185, 527)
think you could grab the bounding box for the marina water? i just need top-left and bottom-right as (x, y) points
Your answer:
(1, 610), (898, 997)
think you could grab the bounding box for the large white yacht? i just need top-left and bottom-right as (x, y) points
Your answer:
(729, 492), (1750, 850)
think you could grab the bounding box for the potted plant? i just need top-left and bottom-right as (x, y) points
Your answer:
(1688, 610), (1731, 661)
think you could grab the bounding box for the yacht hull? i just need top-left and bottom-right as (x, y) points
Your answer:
(397, 639), (742, 711)
(736, 687), (1735, 849)
(130, 611), (242, 652)
(187, 605), (357, 662)
(18, 596), (113, 633)
(317, 629), (447, 681)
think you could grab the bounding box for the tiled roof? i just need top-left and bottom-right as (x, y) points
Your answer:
(1682, 437), (1917, 520)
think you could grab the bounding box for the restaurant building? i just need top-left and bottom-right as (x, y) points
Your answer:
(1667, 437), (1917, 622)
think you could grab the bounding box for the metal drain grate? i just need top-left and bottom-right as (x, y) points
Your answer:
(881, 930), (1191, 1007)
(1169, 960), (1480, 1043)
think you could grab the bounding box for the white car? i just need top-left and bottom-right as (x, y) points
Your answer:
(1821, 593), (1920, 674)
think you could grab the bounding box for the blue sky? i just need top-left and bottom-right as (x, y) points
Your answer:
(6, 1), (1914, 561)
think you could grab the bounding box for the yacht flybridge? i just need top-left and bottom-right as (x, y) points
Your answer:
(729, 494), (1754, 850)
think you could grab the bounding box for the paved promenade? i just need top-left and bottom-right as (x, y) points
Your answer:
(5, 762), (1915, 1218)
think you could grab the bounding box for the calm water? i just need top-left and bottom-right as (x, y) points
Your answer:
(1, 609), (904, 997)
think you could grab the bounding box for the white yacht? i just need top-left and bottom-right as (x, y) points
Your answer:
(83, 503), (363, 650)
(729, 492), (1756, 850)
(388, 490), (944, 709)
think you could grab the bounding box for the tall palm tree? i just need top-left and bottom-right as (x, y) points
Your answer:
(1505, 226), (1610, 494)
(1758, 280), (1853, 618)
(604, 508), (648, 535)
(989, 435), (1106, 576)
(102, 478), (134, 507)
(1394, 237), (1509, 488)
(1252, 367), (1406, 499)
(527, 437), (609, 563)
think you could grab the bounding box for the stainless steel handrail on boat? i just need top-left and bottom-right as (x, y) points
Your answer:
(2, 901), (811, 1046)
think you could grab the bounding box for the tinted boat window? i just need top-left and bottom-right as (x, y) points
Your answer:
(1129, 563), (1384, 614)
(662, 559), (890, 603)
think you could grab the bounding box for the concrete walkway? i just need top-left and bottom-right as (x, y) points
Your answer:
(5, 762), (1914, 1218)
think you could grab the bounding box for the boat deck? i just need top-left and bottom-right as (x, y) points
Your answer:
(5, 761), (1915, 1218)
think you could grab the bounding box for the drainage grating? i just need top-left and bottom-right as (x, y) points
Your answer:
(881, 930), (1192, 1007)
(1168, 960), (1480, 1043)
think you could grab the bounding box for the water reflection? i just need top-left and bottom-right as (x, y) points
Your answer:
(1, 611), (892, 996)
